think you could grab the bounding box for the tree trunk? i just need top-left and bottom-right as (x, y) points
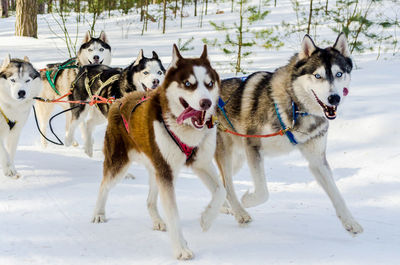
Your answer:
(162, 0), (166, 33)
(180, 0), (184, 28)
(174, 0), (177, 18)
(38, 1), (45, 14)
(10, 0), (16, 11)
(194, 0), (197, 16)
(236, 0), (243, 74)
(307, 0), (313, 35)
(325, 0), (328, 15)
(205, 0), (208, 15)
(1, 0), (9, 17)
(15, 0), (38, 38)
(47, 0), (52, 13)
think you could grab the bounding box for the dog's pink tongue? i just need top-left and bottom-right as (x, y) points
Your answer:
(177, 107), (200, 124)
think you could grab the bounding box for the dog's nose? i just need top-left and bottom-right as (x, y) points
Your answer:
(328, 94), (341, 106)
(153, 79), (160, 86)
(18, 90), (26, 98)
(199, 99), (212, 110)
(93, 55), (100, 60)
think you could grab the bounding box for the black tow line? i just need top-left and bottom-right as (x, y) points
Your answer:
(32, 105), (80, 146)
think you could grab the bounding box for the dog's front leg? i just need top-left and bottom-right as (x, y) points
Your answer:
(192, 162), (226, 232)
(156, 170), (193, 260)
(299, 136), (363, 235)
(0, 138), (19, 179)
(241, 137), (269, 208)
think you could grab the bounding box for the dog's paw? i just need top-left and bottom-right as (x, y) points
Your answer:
(200, 212), (214, 232)
(241, 189), (269, 208)
(64, 136), (73, 147)
(153, 219), (167, 231)
(125, 173), (136, 179)
(234, 209), (252, 225)
(92, 214), (106, 223)
(4, 166), (21, 179)
(174, 247), (194, 260)
(341, 218), (363, 236)
(72, 140), (79, 147)
(84, 144), (93, 157)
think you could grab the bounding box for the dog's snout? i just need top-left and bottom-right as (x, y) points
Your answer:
(18, 90), (26, 98)
(199, 99), (212, 110)
(328, 94), (340, 106)
(93, 55), (100, 60)
(153, 79), (160, 86)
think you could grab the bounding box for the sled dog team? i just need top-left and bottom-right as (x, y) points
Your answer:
(0, 31), (363, 259)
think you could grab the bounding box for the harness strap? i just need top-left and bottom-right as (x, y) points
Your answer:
(0, 106), (16, 130)
(43, 58), (79, 96)
(218, 97), (236, 131)
(162, 120), (196, 162)
(84, 73), (120, 111)
(120, 96), (149, 134)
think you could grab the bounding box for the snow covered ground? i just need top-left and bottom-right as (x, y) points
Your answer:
(1, 1), (400, 264)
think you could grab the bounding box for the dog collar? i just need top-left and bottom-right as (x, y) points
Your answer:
(0, 106), (16, 130)
(162, 120), (197, 162)
(274, 101), (308, 145)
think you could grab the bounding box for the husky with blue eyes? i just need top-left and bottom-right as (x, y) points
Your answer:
(0, 55), (42, 179)
(215, 33), (364, 236)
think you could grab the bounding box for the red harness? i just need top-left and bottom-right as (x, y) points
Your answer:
(120, 96), (215, 162)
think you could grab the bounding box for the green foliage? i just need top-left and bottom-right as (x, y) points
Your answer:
(203, 0), (282, 75)
(177, 37), (195, 51)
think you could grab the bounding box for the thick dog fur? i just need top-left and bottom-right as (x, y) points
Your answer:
(66, 50), (166, 157)
(0, 55), (42, 179)
(92, 45), (226, 259)
(215, 33), (363, 235)
(35, 31), (111, 148)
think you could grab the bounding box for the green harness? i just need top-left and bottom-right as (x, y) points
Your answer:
(45, 58), (79, 95)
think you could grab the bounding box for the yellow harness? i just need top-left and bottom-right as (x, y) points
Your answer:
(0, 105), (16, 130)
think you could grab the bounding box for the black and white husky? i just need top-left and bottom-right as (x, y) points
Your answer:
(215, 33), (363, 235)
(66, 50), (166, 157)
(0, 55), (41, 179)
(36, 31), (111, 147)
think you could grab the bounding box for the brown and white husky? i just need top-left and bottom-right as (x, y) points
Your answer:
(91, 45), (226, 260)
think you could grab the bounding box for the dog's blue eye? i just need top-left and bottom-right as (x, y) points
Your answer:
(185, 81), (191, 87)
(158, 71), (163, 75)
(314, 74), (321, 79)
(99, 48), (104, 52)
(143, 71), (149, 75)
(88, 49), (93, 52)
(336, 72), (343, 78)
(10, 78), (15, 83)
(207, 81), (213, 87)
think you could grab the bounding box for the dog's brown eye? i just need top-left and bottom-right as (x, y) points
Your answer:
(184, 81), (191, 87)
(88, 49), (93, 52)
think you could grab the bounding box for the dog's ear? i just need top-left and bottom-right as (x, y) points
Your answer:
(23, 56), (30, 63)
(99, 31), (109, 44)
(333, 32), (351, 58)
(170, 44), (182, 68)
(299, 34), (317, 60)
(83, 30), (91, 43)
(1, 54), (11, 68)
(200, 45), (209, 61)
(133, 49), (144, 66)
(152, 51), (159, 60)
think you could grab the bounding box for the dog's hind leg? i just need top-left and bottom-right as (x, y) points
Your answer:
(299, 136), (363, 235)
(82, 109), (105, 157)
(241, 138), (269, 208)
(192, 163), (226, 232)
(215, 134), (252, 225)
(156, 170), (193, 260)
(146, 170), (166, 231)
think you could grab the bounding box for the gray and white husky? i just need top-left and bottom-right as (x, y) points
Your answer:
(36, 30), (111, 147)
(66, 49), (166, 157)
(0, 55), (42, 179)
(215, 33), (363, 235)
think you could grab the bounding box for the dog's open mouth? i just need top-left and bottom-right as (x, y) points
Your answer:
(311, 90), (337, 120)
(141, 83), (158, 92)
(177, 97), (207, 129)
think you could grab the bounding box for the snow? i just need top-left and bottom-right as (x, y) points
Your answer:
(1, 1), (400, 264)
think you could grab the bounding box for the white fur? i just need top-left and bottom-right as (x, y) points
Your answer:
(79, 41), (111, 66)
(0, 59), (42, 179)
(133, 60), (165, 91)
